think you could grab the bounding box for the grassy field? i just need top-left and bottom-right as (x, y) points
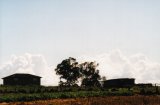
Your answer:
(0, 91), (134, 102)
(1, 96), (160, 105)
(0, 85), (160, 103)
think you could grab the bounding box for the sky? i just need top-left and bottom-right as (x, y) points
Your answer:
(0, 0), (160, 86)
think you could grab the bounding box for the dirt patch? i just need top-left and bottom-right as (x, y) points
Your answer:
(1, 96), (160, 105)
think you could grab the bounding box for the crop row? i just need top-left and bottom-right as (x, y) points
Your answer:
(0, 91), (134, 102)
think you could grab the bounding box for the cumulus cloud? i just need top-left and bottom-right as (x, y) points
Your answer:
(0, 53), (59, 86)
(77, 49), (160, 84)
(0, 50), (160, 86)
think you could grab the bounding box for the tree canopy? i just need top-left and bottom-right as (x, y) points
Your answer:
(55, 57), (102, 87)
(55, 57), (81, 86)
(80, 62), (101, 87)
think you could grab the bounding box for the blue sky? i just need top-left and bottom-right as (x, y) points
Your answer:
(1, 0), (160, 85)
(1, 0), (160, 64)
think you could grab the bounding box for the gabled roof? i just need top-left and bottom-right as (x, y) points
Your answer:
(2, 73), (41, 79)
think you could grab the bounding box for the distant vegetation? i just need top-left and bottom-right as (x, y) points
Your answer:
(0, 85), (160, 102)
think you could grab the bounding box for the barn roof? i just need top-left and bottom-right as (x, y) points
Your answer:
(2, 73), (41, 79)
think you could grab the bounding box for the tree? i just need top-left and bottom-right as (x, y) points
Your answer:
(80, 62), (101, 87)
(55, 57), (81, 86)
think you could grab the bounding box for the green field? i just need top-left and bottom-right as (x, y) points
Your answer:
(0, 85), (159, 102)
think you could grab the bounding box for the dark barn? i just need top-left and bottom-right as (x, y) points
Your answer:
(136, 83), (153, 87)
(2, 73), (41, 86)
(103, 78), (135, 88)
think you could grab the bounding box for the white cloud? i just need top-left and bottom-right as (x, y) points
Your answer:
(0, 50), (160, 86)
(77, 49), (160, 84)
(0, 53), (59, 86)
